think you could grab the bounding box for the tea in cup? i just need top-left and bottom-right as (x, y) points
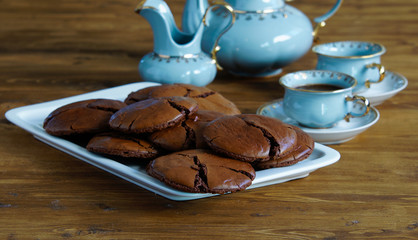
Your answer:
(279, 70), (370, 128)
(312, 41), (386, 93)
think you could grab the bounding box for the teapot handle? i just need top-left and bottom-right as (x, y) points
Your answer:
(202, 1), (236, 70)
(311, 0), (343, 41)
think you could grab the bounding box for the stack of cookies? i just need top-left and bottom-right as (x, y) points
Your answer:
(43, 84), (314, 194)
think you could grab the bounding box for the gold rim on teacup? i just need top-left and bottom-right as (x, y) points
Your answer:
(312, 41), (386, 59)
(279, 70), (358, 93)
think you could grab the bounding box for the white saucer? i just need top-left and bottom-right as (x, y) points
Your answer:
(358, 71), (408, 106)
(257, 99), (380, 145)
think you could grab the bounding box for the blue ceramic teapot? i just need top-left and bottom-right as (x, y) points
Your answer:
(183, 0), (343, 77)
(136, 0), (234, 86)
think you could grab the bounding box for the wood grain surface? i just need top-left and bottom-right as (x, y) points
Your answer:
(1, 0), (417, 239)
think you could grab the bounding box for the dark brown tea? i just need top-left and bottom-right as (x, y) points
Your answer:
(295, 83), (344, 91)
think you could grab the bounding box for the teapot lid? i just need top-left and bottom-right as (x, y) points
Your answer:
(225, 0), (285, 12)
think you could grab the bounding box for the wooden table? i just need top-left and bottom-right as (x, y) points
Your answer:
(1, 0), (417, 239)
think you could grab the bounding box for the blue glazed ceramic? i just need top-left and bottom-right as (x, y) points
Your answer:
(136, 0), (233, 86)
(183, 0), (343, 77)
(279, 70), (370, 128)
(313, 41), (386, 93)
(138, 52), (217, 86)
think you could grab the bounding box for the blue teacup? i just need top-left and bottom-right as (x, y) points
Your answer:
(312, 41), (386, 93)
(279, 70), (370, 128)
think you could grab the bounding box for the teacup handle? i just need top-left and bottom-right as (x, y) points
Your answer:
(365, 63), (386, 88)
(344, 95), (370, 122)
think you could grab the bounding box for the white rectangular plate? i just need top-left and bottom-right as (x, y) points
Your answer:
(6, 82), (340, 201)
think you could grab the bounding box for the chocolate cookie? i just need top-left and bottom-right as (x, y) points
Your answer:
(43, 99), (127, 136)
(86, 132), (159, 159)
(146, 149), (256, 194)
(254, 126), (314, 169)
(149, 110), (225, 152)
(202, 114), (298, 163)
(109, 96), (198, 134)
(124, 84), (241, 115)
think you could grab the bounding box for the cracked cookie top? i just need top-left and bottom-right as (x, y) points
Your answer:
(148, 110), (225, 152)
(203, 114), (298, 163)
(146, 149), (256, 194)
(109, 96), (198, 134)
(43, 99), (127, 136)
(254, 126), (314, 170)
(86, 132), (160, 160)
(124, 84), (241, 115)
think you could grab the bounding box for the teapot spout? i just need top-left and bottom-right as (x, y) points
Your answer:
(182, 0), (209, 34)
